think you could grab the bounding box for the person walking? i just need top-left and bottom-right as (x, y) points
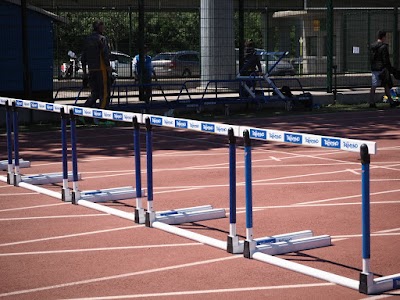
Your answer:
(81, 20), (112, 110)
(369, 30), (397, 108)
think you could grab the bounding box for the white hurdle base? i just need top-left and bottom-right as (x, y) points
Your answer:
(19, 172), (81, 185)
(0, 159), (31, 171)
(245, 230), (331, 258)
(360, 272), (400, 294)
(78, 186), (145, 203)
(154, 205), (226, 225)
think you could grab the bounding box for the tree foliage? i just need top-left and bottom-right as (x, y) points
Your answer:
(56, 10), (262, 60)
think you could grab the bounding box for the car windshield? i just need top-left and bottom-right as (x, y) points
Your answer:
(152, 53), (175, 61)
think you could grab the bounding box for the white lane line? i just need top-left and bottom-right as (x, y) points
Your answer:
(331, 232), (400, 242)
(237, 200), (400, 213)
(298, 189), (400, 205)
(270, 156), (281, 161)
(60, 282), (335, 300)
(0, 203), (67, 213)
(0, 214), (107, 221)
(0, 256), (239, 298)
(376, 227), (400, 234)
(0, 242), (202, 257)
(0, 192), (39, 197)
(346, 169), (360, 175)
(0, 226), (142, 247)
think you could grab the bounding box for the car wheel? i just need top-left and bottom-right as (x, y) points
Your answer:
(182, 69), (191, 77)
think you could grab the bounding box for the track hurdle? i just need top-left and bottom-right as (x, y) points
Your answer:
(241, 129), (332, 258)
(3, 100), (79, 188)
(1, 103), (30, 172)
(142, 115), (232, 250)
(358, 145), (400, 294)
(237, 126), (400, 295)
(68, 108), (145, 214)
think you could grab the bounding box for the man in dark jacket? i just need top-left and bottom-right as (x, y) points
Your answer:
(239, 39), (263, 98)
(369, 30), (397, 108)
(81, 20), (112, 109)
(240, 39), (262, 76)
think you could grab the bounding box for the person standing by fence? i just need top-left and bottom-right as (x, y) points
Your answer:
(81, 20), (112, 110)
(133, 45), (156, 104)
(369, 30), (398, 108)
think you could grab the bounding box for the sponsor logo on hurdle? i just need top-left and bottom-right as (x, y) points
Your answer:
(284, 133), (302, 144)
(189, 121), (200, 130)
(304, 136), (320, 145)
(150, 116), (162, 125)
(175, 120), (188, 129)
(250, 129), (267, 140)
(93, 110), (103, 118)
(46, 104), (54, 111)
(268, 131), (283, 141)
(112, 112), (123, 121)
(74, 107), (83, 115)
(103, 111), (112, 119)
(215, 125), (228, 134)
(163, 118), (174, 126)
(322, 137), (340, 149)
(53, 105), (62, 112)
(342, 141), (359, 151)
(16, 100), (23, 107)
(83, 109), (92, 116)
(38, 102), (46, 110)
(123, 113), (133, 122)
(201, 123), (215, 133)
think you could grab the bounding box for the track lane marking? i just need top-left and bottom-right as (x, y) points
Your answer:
(0, 214), (107, 221)
(0, 226), (142, 247)
(0, 203), (67, 213)
(0, 242), (202, 256)
(60, 282), (335, 299)
(0, 256), (240, 298)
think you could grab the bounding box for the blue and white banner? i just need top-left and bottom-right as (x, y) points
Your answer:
(144, 114), (240, 137)
(240, 126), (377, 154)
(69, 105), (141, 123)
(0, 97), (377, 154)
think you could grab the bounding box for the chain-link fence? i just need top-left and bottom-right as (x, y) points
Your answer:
(1, 0), (399, 102)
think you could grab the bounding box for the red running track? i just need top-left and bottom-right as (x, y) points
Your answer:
(0, 109), (399, 299)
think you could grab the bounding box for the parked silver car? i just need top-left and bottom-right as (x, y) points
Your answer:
(236, 48), (295, 76)
(61, 51), (133, 78)
(152, 51), (200, 78)
(109, 51), (134, 78)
